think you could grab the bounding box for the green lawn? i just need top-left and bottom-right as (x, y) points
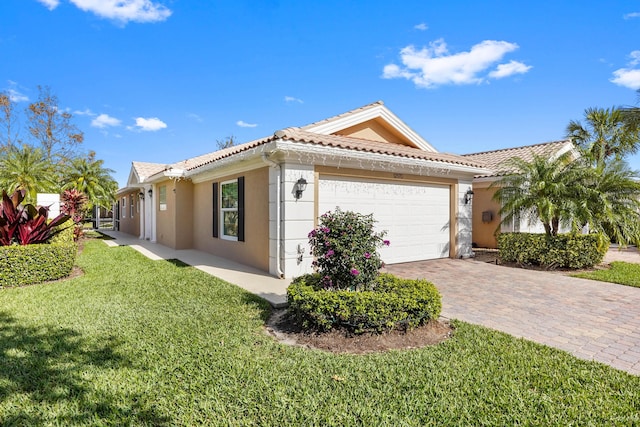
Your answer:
(573, 261), (640, 288)
(0, 239), (638, 425)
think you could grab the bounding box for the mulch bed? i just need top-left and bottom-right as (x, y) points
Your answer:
(265, 309), (454, 354)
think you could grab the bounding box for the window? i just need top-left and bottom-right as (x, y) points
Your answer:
(159, 185), (167, 211)
(130, 194), (134, 217)
(221, 180), (238, 240)
(213, 177), (244, 241)
(122, 197), (126, 218)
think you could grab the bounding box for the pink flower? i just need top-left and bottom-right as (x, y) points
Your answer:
(326, 249), (335, 257)
(383, 240), (390, 246)
(364, 252), (371, 259)
(350, 268), (360, 276)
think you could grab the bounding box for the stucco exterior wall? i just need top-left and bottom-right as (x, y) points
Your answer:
(471, 184), (501, 249)
(192, 167), (270, 272)
(155, 180), (176, 248)
(174, 179), (194, 249)
(337, 120), (410, 146)
(118, 190), (141, 237)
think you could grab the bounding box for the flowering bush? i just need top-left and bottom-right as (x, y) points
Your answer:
(308, 209), (389, 291)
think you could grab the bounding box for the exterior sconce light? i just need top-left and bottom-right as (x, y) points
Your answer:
(464, 188), (474, 205)
(148, 188), (153, 198)
(138, 191), (145, 200)
(294, 178), (308, 200)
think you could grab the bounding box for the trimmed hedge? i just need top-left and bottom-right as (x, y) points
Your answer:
(287, 273), (442, 334)
(498, 232), (609, 269)
(0, 220), (77, 288)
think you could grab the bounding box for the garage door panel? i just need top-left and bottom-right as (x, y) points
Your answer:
(318, 176), (450, 264)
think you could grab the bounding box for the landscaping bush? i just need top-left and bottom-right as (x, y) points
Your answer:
(0, 240), (77, 287)
(498, 232), (609, 269)
(287, 273), (442, 334)
(308, 209), (389, 291)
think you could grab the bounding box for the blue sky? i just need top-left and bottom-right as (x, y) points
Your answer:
(2, 0), (639, 187)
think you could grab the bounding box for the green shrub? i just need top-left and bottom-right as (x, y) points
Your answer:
(498, 232), (609, 269)
(0, 241), (77, 288)
(308, 209), (388, 291)
(287, 273), (442, 334)
(50, 219), (75, 244)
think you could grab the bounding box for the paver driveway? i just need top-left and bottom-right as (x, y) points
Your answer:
(385, 258), (640, 375)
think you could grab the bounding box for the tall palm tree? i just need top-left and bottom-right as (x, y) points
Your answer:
(0, 144), (59, 204)
(62, 151), (117, 209)
(566, 107), (640, 169)
(492, 151), (584, 236)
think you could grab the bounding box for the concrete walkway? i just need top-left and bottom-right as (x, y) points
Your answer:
(385, 255), (640, 375)
(99, 231), (290, 308)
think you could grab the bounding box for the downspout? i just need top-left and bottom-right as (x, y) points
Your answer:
(262, 152), (284, 278)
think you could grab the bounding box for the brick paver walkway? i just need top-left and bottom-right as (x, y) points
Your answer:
(385, 255), (640, 375)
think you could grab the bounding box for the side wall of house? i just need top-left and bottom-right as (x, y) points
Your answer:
(155, 179), (176, 248)
(174, 179), (194, 249)
(471, 183), (501, 249)
(118, 190), (141, 237)
(192, 167), (270, 272)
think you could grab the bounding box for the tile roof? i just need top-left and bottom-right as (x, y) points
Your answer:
(462, 140), (572, 176)
(300, 100), (384, 130)
(132, 161), (167, 179)
(274, 128), (486, 168)
(137, 102), (488, 178)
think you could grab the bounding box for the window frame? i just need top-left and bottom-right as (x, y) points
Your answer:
(130, 194), (134, 217)
(220, 179), (239, 241)
(159, 185), (167, 211)
(213, 177), (244, 242)
(121, 197), (126, 218)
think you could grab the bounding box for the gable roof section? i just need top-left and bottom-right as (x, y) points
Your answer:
(301, 101), (436, 152)
(170, 128), (485, 173)
(462, 140), (574, 177)
(127, 102), (487, 185)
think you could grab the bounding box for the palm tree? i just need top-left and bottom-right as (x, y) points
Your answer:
(0, 144), (59, 204)
(61, 151), (117, 209)
(581, 159), (640, 246)
(566, 107), (640, 169)
(492, 151), (584, 236)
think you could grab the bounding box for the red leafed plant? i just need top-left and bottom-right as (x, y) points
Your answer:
(0, 189), (70, 246)
(61, 189), (88, 241)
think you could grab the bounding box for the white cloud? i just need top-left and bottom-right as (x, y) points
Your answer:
(611, 69), (640, 90)
(91, 113), (121, 128)
(284, 96), (304, 104)
(6, 88), (29, 103)
(67, 0), (172, 24)
(414, 23), (428, 31)
(236, 120), (257, 128)
(131, 117), (167, 131)
(610, 50), (640, 90)
(73, 108), (95, 116)
(37, 0), (60, 10)
(187, 112), (203, 122)
(623, 12), (640, 19)
(382, 38), (531, 88)
(489, 60), (532, 78)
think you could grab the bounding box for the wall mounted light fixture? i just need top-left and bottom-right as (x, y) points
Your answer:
(138, 191), (145, 200)
(294, 178), (308, 199)
(148, 188), (153, 198)
(464, 188), (474, 204)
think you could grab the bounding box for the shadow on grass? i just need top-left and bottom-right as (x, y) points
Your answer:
(0, 311), (170, 425)
(165, 258), (190, 268)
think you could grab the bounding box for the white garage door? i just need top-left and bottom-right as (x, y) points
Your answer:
(318, 176), (451, 264)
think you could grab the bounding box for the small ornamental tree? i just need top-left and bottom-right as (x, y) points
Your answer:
(61, 188), (88, 240)
(308, 209), (389, 291)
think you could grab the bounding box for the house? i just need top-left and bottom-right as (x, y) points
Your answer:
(462, 140), (575, 249)
(116, 101), (488, 278)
